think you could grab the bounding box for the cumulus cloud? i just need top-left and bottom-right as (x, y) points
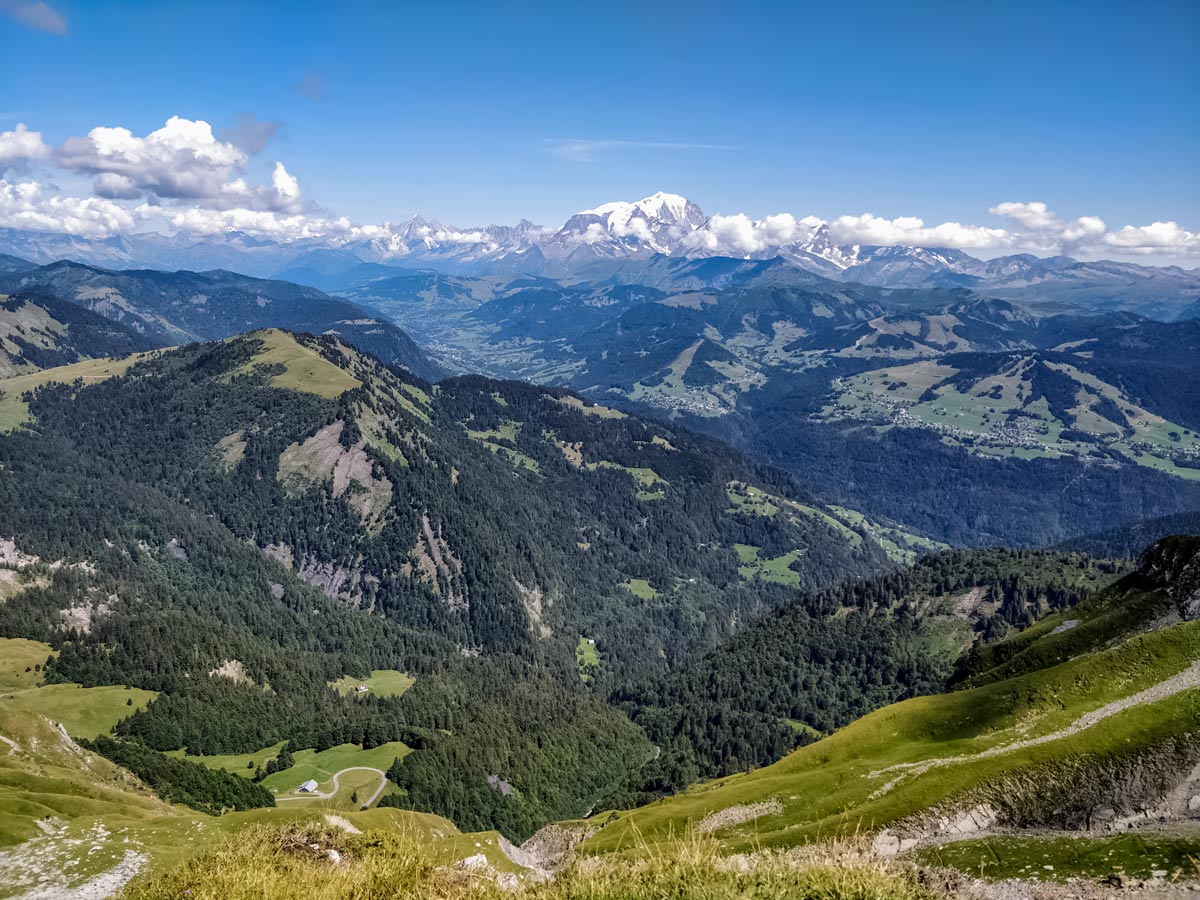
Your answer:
(0, 123), (50, 170)
(683, 201), (1197, 263)
(50, 116), (304, 212)
(683, 212), (822, 255)
(0, 179), (144, 237)
(271, 162), (301, 204)
(430, 228), (487, 245)
(827, 214), (1011, 250)
(55, 116), (246, 200)
(987, 201), (1110, 254)
(163, 206), (325, 239)
(1102, 221), (1200, 256)
(988, 201), (1058, 230)
(0, 0), (66, 34)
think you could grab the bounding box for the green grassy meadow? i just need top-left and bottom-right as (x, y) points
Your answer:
(228, 329), (362, 398)
(328, 669), (416, 699)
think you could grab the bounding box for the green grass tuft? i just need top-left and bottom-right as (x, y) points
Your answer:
(121, 823), (945, 900)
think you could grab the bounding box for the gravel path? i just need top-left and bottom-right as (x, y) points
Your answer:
(870, 661), (1200, 798)
(8, 851), (146, 900)
(275, 766), (388, 806)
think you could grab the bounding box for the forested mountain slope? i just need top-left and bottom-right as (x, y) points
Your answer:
(607, 549), (1122, 799)
(342, 269), (1200, 548)
(1055, 510), (1200, 559)
(0, 261), (444, 381)
(0, 329), (898, 838)
(0, 288), (156, 377)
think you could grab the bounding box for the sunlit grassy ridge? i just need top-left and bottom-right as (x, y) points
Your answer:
(0, 637), (54, 691)
(4, 562), (1198, 896)
(0, 702), (169, 849)
(225, 329), (362, 398)
(0, 698), (486, 897)
(0, 638), (158, 740)
(579, 608), (1200, 855)
(1, 683), (157, 740)
(120, 823), (944, 900)
(0, 352), (153, 431)
(951, 557), (1181, 687)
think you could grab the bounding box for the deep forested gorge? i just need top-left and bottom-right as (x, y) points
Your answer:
(606, 548), (1121, 799)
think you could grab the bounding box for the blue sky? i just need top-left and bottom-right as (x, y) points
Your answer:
(1, 0), (1197, 254)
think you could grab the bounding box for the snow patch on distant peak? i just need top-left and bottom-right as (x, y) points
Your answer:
(580, 192), (704, 227)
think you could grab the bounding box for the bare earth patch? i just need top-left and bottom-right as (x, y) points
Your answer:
(404, 515), (467, 611)
(208, 659), (252, 685)
(697, 800), (784, 834)
(278, 421), (392, 527)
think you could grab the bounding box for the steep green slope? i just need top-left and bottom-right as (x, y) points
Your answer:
(0, 701), (170, 861)
(0, 290), (156, 378)
(0, 329), (890, 679)
(579, 537), (1200, 864)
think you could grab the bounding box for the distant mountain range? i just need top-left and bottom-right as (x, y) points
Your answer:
(2, 192), (1197, 321)
(329, 262), (1200, 547)
(2, 193), (1199, 549)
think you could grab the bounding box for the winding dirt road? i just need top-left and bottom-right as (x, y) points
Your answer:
(275, 766), (388, 806)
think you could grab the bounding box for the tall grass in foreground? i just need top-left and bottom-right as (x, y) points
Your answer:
(121, 823), (947, 900)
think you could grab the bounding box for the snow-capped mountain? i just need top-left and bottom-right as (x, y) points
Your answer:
(771, 224), (860, 275)
(1, 193), (1197, 319)
(534, 192), (708, 264)
(832, 245), (988, 286)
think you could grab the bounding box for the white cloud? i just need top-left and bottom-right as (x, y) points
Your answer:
(271, 162), (301, 204)
(684, 212), (814, 255)
(1102, 221), (1200, 256)
(685, 202), (1197, 263)
(164, 206), (324, 239)
(827, 214), (1011, 250)
(986, 201), (1112, 254)
(2, 114), (1197, 266)
(55, 117), (245, 201)
(0, 179), (144, 237)
(0, 0), (66, 34)
(0, 123), (50, 169)
(51, 116), (303, 212)
(431, 228), (487, 245)
(988, 201), (1057, 230)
